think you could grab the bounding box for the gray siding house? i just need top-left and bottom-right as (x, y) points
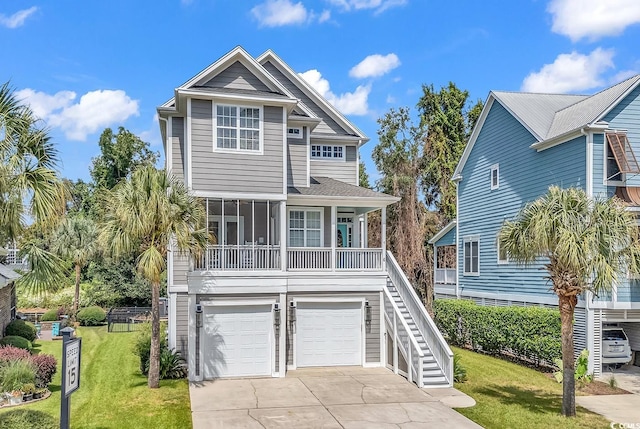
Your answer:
(158, 47), (452, 387)
(431, 74), (640, 376)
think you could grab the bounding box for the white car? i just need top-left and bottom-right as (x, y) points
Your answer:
(602, 327), (633, 365)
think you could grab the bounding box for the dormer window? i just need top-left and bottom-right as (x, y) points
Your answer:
(311, 145), (344, 160)
(215, 104), (262, 152)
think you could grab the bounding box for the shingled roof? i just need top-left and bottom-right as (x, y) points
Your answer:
(288, 177), (398, 202)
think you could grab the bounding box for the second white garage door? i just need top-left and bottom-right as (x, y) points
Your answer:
(296, 301), (362, 367)
(202, 304), (273, 378)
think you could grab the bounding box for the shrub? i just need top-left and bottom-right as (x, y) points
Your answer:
(553, 349), (592, 385)
(151, 348), (187, 380)
(30, 354), (57, 388)
(4, 320), (37, 342)
(0, 410), (58, 429)
(76, 306), (106, 326)
(0, 359), (36, 392)
(40, 309), (60, 322)
(434, 299), (561, 366)
(133, 322), (167, 375)
(453, 353), (467, 383)
(0, 336), (32, 352)
(0, 345), (31, 363)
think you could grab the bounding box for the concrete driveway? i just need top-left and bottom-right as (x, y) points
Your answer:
(190, 367), (481, 428)
(577, 365), (640, 423)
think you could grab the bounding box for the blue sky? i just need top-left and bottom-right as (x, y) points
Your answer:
(2, 0), (640, 183)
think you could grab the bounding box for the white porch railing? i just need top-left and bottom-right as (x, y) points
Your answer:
(435, 268), (456, 284)
(194, 245), (281, 271)
(383, 287), (424, 386)
(387, 251), (454, 386)
(336, 248), (383, 270)
(287, 247), (332, 270)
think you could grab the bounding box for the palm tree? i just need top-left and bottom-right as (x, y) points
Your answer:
(100, 166), (207, 388)
(51, 216), (98, 315)
(500, 186), (640, 417)
(0, 82), (67, 292)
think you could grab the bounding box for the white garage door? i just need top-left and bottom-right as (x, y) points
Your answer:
(296, 301), (362, 367)
(202, 305), (272, 378)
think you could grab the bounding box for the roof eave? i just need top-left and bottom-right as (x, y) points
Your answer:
(287, 194), (399, 207)
(428, 220), (457, 245)
(530, 123), (609, 152)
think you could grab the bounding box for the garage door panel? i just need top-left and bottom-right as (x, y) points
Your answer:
(297, 302), (362, 367)
(203, 305), (272, 378)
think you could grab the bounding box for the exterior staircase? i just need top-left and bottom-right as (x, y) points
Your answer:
(384, 251), (453, 388)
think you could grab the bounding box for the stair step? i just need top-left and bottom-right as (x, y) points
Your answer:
(422, 376), (448, 384)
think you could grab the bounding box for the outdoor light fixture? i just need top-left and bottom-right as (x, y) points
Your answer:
(289, 301), (296, 323)
(196, 304), (203, 328)
(365, 301), (372, 324)
(274, 303), (281, 331)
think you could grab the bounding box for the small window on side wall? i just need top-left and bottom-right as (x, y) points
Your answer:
(463, 236), (479, 276)
(497, 233), (508, 264)
(490, 164), (499, 190)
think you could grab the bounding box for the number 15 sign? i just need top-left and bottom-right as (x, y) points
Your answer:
(63, 338), (82, 397)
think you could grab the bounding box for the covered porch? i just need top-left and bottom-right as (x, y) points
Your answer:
(428, 221), (457, 296)
(192, 177), (399, 273)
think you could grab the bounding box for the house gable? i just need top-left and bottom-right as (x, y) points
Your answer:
(201, 61), (272, 92)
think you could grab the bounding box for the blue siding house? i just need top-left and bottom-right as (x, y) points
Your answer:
(432, 75), (640, 376)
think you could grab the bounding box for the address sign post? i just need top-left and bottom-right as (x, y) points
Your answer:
(60, 327), (82, 429)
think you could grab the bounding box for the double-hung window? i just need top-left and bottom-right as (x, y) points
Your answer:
(463, 236), (479, 275)
(215, 104), (261, 151)
(289, 209), (322, 247)
(490, 164), (499, 190)
(311, 144), (344, 160)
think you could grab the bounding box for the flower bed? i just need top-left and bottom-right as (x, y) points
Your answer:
(0, 345), (57, 408)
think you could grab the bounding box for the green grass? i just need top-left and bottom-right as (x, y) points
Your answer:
(453, 347), (610, 429)
(0, 327), (192, 429)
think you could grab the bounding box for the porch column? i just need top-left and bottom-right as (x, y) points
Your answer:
(363, 213), (368, 248)
(280, 201), (287, 271)
(331, 206), (337, 271)
(381, 207), (387, 270)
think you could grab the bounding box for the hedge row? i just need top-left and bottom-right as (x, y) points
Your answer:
(433, 299), (561, 365)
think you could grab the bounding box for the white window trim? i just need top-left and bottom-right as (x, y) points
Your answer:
(212, 102), (264, 155)
(288, 127), (303, 139)
(604, 135), (625, 186)
(310, 144), (346, 162)
(287, 207), (324, 248)
(463, 235), (480, 276)
(490, 164), (499, 190)
(496, 233), (509, 265)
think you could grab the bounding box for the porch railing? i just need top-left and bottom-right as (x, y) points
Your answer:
(287, 247), (332, 270)
(435, 268), (456, 284)
(336, 248), (383, 270)
(194, 245), (281, 271)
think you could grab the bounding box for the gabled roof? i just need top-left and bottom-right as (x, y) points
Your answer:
(257, 49), (368, 144)
(453, 74), (640, 180)
(0, 264), (20, 287)
(428, 221), (456, 245)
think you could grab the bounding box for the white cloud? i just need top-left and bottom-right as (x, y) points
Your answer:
(251, 0), (308, 27)
(299, 69), (370, 115)
(138, 114), (162, 147)
(386, 94), (396, 104)
(349, 53), (400, 79)
(0, 6), (38, 29)
(548, 0), (640, 41)
(521, 48), (615, 93)
(318, 9), (331, 23)
(16, 88), (139, 141)
(328, 0), (406, 14)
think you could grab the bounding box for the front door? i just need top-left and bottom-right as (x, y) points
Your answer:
(337, 223), (352, 248)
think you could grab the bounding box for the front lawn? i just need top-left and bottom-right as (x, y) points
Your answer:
(0, 326), (192, 429)
(453, 347), (610, 429)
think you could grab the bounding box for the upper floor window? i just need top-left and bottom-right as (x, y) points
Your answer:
(490, 164), (499, 190)
(311, 144), (344, 160)
(215, 105), (261, 152)
(463, 236), (479, 276)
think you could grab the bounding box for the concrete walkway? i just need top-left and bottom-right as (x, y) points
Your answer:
(577, 365), (640, 423)
(190, 367), (481, 428)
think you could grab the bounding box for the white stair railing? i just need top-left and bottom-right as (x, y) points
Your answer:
(383, 287), (424, 387)
(387, 251), (454, 386)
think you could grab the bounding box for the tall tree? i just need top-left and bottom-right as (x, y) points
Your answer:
(100, 166), (207, 388)
(372, 107), (432, 310)
(0, 82), (67, 292)
(418, 83), (483, 221)
(359, 162), (370, 189)
(91, 127), (159, 190)
(500, 186), (640, 417)
(51, 216), (98, 315)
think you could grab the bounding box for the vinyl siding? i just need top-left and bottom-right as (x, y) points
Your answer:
(262, 61), (349, 136)
(172, 252), (189, 286)
(190, 99), (284, 193)
(176, 293), (189, 359)
(310, 145), (357, 185)
(436, 226), (456, 247)
(287, 126), (307, 187)
(171, 117), (185, 181)
(458, 101), (587, 297)
(603, 84), (640, 187)
(202, 61), (271, 92)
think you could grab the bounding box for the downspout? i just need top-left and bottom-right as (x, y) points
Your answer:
(158, 116), (168, 170)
